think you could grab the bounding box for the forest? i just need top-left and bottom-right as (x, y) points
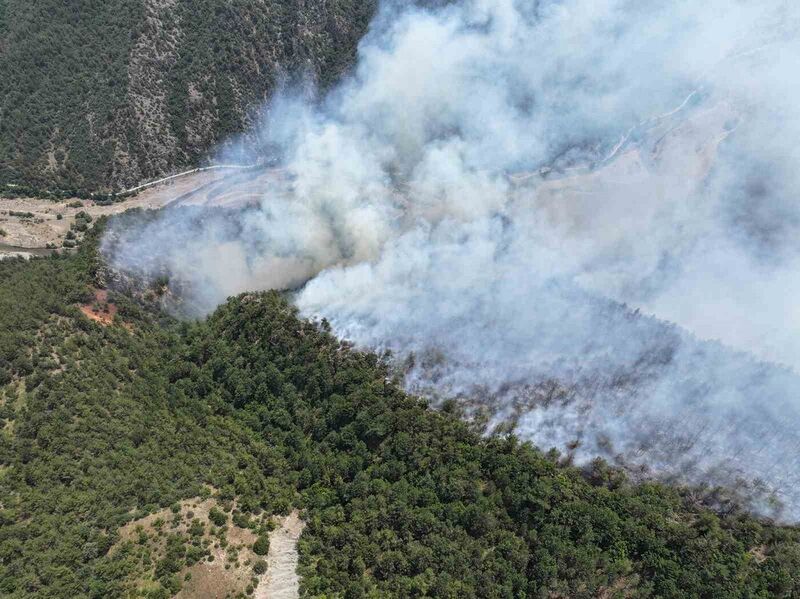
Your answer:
(1, 223), (799, 598)
(0, 0), (375, 195)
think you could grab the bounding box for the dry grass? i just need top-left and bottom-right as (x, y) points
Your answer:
(113, 496), (300, 599)
(0, 167), (286, 257)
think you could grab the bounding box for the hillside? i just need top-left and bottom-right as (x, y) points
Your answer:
(4, 0), (800, 597)
(1, 227), (800, 598)
(0, 0), (375, 195)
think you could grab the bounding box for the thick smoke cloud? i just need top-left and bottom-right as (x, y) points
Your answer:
(104, 0), (800, 517)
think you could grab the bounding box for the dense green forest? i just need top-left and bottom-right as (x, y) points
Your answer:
(0, 0), (375, 195)
(1, 226), (799, 598)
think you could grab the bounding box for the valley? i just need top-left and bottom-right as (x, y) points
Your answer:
(0, 167), (284, 258)
(2, 0), (800, 597)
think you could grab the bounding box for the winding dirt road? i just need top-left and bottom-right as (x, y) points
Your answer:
(120, 164), (258, 195)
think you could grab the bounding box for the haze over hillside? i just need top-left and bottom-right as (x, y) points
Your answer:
(106, 0), (800, 519)
(4, 0), (800, 597)
(4, 229), (800, 598)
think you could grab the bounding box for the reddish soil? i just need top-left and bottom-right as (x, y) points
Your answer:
(79, 289), (119, 326)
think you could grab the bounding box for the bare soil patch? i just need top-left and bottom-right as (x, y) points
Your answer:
(256, 510), (306, 599)
(79, 289), (120, 326)
(0, 167), (284, 258)
(113, 496), (300, 599)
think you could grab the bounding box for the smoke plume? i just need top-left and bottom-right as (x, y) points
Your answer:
(104, 0), (800, 518)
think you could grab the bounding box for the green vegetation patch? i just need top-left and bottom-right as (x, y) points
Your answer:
(0, 0), (376, 195)
(0, 230), (799, 598)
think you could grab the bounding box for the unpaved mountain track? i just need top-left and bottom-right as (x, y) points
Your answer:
(120, 164), (258, 195)
(255, 511), (306, 599)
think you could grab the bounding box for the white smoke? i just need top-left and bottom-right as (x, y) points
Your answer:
(105, 0), (800, 517)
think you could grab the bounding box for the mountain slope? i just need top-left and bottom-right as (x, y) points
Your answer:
(0, 0), (375, 195)
(1, 229), (800, 598)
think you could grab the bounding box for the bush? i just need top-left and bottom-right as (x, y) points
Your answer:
(232, 511), (251, 529)
(252, 535), (270, 556)
(188, 519), (204, 537)
(253, 560), (267, 575)
(208, 506), (227, 527)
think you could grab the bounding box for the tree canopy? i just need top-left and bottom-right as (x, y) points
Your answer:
(0, 230), (799, 598)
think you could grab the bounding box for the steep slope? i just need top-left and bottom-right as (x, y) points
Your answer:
(0, 0), (375, 195)
(1, 229), (800, 598)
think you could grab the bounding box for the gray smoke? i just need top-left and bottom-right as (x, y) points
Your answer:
(104, 0), (800, 518)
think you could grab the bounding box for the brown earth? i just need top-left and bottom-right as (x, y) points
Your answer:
(0, 167), (288, 260)
(79, 289), (120, 327)
(0, 170), (227, 252)
(115, 496), (261, 598)
(113, 495), (305, 599)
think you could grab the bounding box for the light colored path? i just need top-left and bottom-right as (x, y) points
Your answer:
(120, 163), (257, 195)
(255, 510), (306, 599)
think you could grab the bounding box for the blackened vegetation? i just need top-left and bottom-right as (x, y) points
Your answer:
(0, 235), (799, 598)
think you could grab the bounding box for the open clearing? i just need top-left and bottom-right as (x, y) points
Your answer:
(0, 167), (283, 257)
(115, 496), (305, 599)
(255, 511), (305, 599)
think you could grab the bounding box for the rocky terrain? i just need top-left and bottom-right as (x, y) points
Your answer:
(0, 0), (376, 194)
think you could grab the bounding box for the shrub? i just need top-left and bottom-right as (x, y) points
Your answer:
(232, 511), (251, 529)
(252, 535), (270, 556)
(253, 560), (267, 575)
(208, 506), (227, 527)
(188, 519), (204, 537)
